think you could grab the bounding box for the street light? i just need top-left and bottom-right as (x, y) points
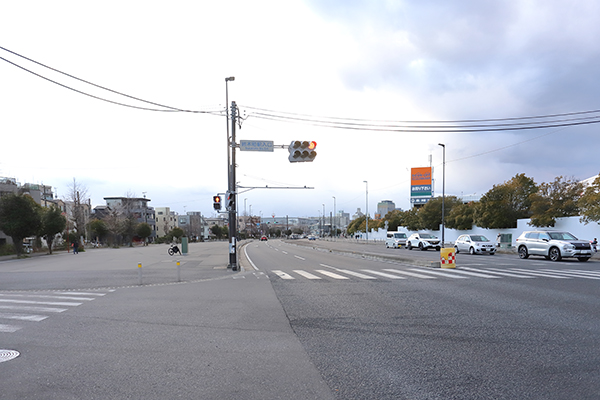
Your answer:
(332, 196), (336, 239)
(322, 203), (325, 238)
(364, 180), (368, 241)
(438, 143), (446, 247)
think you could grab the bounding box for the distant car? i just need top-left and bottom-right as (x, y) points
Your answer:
(260, 236), (268, 241)
(406, 233), (440, 251)
(385, 232), (408, 248)
(516, 230), (592, 262)
(454, 234), (496, 255)
(308, 235), (317, 241)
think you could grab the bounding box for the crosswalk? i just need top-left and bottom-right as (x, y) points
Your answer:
(270, 266), (600, 282)
(0, 290), (113, 334)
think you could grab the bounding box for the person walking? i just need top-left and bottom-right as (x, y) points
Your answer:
(73, 241), (79, 255)
(592, 238), (598, 253)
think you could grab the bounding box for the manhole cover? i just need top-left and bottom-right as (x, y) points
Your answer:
(0, 349), (20, 363)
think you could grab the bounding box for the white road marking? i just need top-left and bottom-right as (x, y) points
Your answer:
(0, 299), (82, 306)
(0, 305), (67, 313)
(508, 269), (571, 278)
(383, 269), (437, 279)
(461, 267), (534, 278)
(0, 324), (21, 333)
(315, 270), (350, 279)
(538, 269), (600, 279)
(294, 255), (305, 260)
(361, 270), (406, 279)
(407, 269), (468, 279)
(319, 264), (377, 279)
(0, 313), (48, 322)
(293, 270), (322, 279)
(272, 270), (295, 279)
(443, 269), (500, 278)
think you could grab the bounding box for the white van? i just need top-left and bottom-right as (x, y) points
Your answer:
(385, 231), (408, 248)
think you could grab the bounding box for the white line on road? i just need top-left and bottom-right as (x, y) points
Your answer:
(383, 269), (437, 279)
(319, 264), (377, 279)
(507, 269), (570, 278)
(443, 269), (500, 278)
(0, 305), (67, 313)
(0, 313), (48, 322)
(315, 270), (350, 279)
(0, 324), (21, 333)
(0, 294), (96, 301)
(361, 270), (406, 279)
(293, 270), (322, 279)
(272, 270), (295, 279)
(407, 269), (468, 278)
(0, 299), (83, 307)
(461, 267), (534, 278)
(294, 255), (305, 260)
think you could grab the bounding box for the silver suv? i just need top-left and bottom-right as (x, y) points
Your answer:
(406, 233), (441, 251)
(516, 230), (592, 262)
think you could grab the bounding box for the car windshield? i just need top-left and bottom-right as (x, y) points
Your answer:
(470, 235), (489, 242)
(394, 233), (406, 238)
(420, 234), (436, 239)
(548, 232), (578, 240)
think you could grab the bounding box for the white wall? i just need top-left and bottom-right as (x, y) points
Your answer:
(361, 216), (599, 245)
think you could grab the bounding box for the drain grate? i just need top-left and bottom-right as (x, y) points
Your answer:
(0, 349), (20, 363)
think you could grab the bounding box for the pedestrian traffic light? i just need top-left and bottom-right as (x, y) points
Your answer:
(225, 191), (235, 211)
(213, 195), (222, 210)
(288, 140), (317, 162)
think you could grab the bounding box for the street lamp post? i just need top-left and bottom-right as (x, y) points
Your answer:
(438, 143), (446, 247)
(322, 204), (325, 237)
(332, 196), (336, 239)
(364, 180), (368, 241)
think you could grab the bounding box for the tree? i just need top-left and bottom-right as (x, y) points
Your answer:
(170, 227), (184, 242)
(419, 196), (462, 230)
(136, 223), (152, 244)
(210, 225), (224, 239)
(383, 209), (404, 231)
(0, 193), (42, 255)
(475, 173), (537, 229)
(529, 176), (584, 227)
(67, 178), (90, 241)
(89, 219), (109, 244)
(446, 202), (477, 230)
(579, 174), (600, 225)
(40, 205), (67, 254)
(402, 208), (423, 231)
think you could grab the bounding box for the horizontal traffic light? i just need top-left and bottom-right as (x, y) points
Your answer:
(288, 140), (317, 163)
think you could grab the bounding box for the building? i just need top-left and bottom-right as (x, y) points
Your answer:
(155, 207), (178, 238)
(104, 196), (157, 240)
(178, 211), (209, 240)
(377, 200), (396, 219)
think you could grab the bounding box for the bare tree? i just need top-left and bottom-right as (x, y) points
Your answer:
(67, 178), (90, 241)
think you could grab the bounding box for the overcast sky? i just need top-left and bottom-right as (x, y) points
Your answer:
(2, 0), (599, 220)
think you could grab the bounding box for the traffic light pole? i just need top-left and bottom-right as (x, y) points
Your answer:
(228, 101), (239, 270)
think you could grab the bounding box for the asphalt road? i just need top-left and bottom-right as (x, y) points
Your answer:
(245, 239), (600, 399)
(2, 239), (599, 399)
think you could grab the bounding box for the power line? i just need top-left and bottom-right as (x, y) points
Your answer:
(0, 46), (222, 115)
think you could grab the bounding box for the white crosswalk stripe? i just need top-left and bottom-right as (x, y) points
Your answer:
(0, 291), (112, 335)
(269, 267), (600, 282)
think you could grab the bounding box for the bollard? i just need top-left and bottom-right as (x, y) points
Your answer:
(138, 262), (142, 285)
(176, 261), (181, 282)
(440, 248), (456, 269)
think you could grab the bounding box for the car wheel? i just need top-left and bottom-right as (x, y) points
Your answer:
(407, 242), (412, 250)
(518, 246), (529, 259)
(435, 246), (440, 251)
(386, 244), (390, 248)
(419, 242), (426, 251)
(454, 246), (459, 254)
(469, 247), (475, 255)
(578, 257), (590, 262)
(549, 247), (562, 262)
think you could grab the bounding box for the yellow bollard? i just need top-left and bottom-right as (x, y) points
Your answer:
(440, 248), (456, 269)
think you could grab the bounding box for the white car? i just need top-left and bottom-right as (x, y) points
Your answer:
(406, 233), (440, 251)
(385, 232), (408, 248)
(454, 234), (496, 255)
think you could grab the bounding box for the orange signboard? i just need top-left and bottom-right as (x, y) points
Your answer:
(411, 167), (432, 186)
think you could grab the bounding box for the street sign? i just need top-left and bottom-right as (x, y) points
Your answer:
(240, 140), (274, 152)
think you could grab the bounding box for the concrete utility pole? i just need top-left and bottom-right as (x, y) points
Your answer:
(228, 101), (239, 270)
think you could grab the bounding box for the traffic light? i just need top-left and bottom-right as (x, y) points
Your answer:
(213, 195), (222, 210)
(225, 191), (235, 211)
(288, 140), (317, 163)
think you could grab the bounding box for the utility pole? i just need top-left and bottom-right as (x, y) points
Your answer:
(228, 101), (239, 270)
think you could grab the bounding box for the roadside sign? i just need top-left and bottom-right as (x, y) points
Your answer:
(240, 140), (274, 152)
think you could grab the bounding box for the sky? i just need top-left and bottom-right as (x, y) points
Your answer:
(2, 0), (600, 221)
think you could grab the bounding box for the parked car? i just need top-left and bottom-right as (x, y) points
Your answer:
(406, 233), (440, 251)
(308, 235), (317, 241)
(385, 232), (408, 248)
(516, 230), (592, 262)
(260, 236), (268, 241)
(454, 234), (496, 255)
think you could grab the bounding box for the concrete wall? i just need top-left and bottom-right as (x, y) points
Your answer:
(359, 216), (600, 245)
